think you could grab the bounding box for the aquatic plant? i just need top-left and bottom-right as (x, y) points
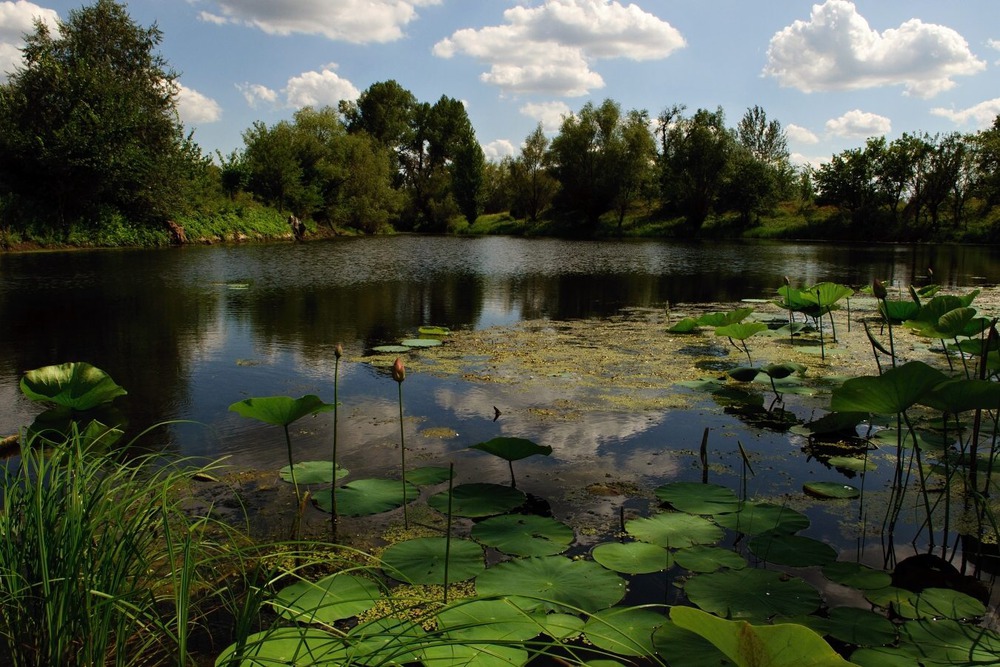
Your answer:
(469, 436), (552, 487)
(332, 343), (343, 534)
(19, 361), (128, 445)
(392, 357), (410, 529)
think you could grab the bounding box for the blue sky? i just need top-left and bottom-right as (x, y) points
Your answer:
(2, 0), (999, 167)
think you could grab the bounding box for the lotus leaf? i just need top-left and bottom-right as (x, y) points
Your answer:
(591, 542), (673, 574)
(475, 557), (625, 613)
(863, 586), (918, 616)
(851, 619), (1000, 667)
(380, 537), (485, 585)
(314, 478), (418, 516)
(715, 322), (767, 340)
(698, 308), (753, 327)
(419, 642), (527, 667)
(714, 502), (810, 535)
(436, 599), (543, 641)
(822, 561), (892, 590)
(541, 613), (585, 641)
(803, 482), (860, 499)
(371, 345), (411, 353)
(670, 606), (854, 666)
(826, 456), (874, 473)
(673, 545), (746, 573)
(27, 407), (126, 447)
(471, 514), (574, 557)
(651, 621), (733, 667)
(406, 465), (454, 486)
(20, 362), (127, 411)
(400, 338), (442, 348)
(790, 411), (865, 438)
(428, 483), (526, 518)
(582, 607), (668, 657)
(871, 427), (948, 451)
(920, 377), (1000, 414)
(228, 394), (334, 426)
(683, 569), (821, 621)
(279, 460), (348, 485)
(345, 617), (426, 666)
(879, 299), (920, 323)
(904, 587), (987, 621)
(418, 326), (451, 336)
(727, 367), (762, 382)
(653, 482), (740, 515)
(748, 532), (837, 567)
(625, 512), (723, 549)
(830, 361), (947, 415)
(669, 318), (700, 333)
(270, 573), (380, 625)
(794, 606), (896, 647)
(214, 627), (346, 666)
(469, 437), (552, 461)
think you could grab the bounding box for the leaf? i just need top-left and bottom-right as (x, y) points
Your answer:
(715, 322), (767, 341)
(822, 561), (892, 591)
(651, 621), (734, 667)
(428, 483), (526, 518)
(714, 502), (810, 535)
(436, 599), (543, 642)
(748, 532), (838, 567)
(279, 461), (348, 485)
(380, 537), (485, 585)
(670, 606), (855, 666)
(669, 318), (701, 333)
(270, 573), (381, 625)
(673, 545), (747, 573)
(803, 482), (860, 499)
(214, 627), (346, 666)
(682, 569), (822, 621)
(400, 338), (442, 348)
(314, 478), (418, 516)
(20, 362), (127, 410)
(654, 482), (741, 515)
(698, 307), (753, 327)
(592, 542), (673, 574)
(469, 437), (552, 462)
(904, 588), (987, 621)
(371, 345), (411, 354)
(229, 395), (334, 426)
(418, 326), (451, 336)
(626, 512), (724, 549)
(471, 514), (574, 557)
(475, 556), (625, 614)
(810, 607), (897, 647)
(582, 607), (668, 657)
(728, 367), (763, 382)
(920, 377), (1000, 414)
(853, 619), (1000, 666)
(830, 361), (947, 415)
(406, 465), (454, 486)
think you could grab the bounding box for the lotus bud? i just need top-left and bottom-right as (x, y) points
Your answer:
(783, 276), (790, 286)
(391, 357), (405, 383)
(335, 343), (343, 360)
(872, 278), (887, 299)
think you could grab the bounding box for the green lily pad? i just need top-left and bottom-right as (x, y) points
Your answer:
(436, 598), (543, 641)
(803, 482), (860, 499)
(471, 514), (574, 557)
(673, 545), (747, 573)
(419, 642), (527, 667)
(714, 502), (810, 535)
(279, 461), (348, 485)
(314, 478), (418, 516)
(748, 532), (838, 567)
(371, 345), (411, 354)
(345, 617), (426, 666)
(215, 627), (345, 666)
(270, 573), (380, 625)
(654, 482), (740, 515)
(591, 542), (673, 574)
(406, 465), (454, 486)
(683, 569), (821, 621)
(20, 362), (127, 410)
(400, 338), (442, 348)
(852, 619), (1000, 667)
(814, 607), (898, 646)
(827, 456), (874, 473)
(418, 326), (452, 336)
(582, 607), (668, 657)
(625, 512), (723, 549)
(428, 483), (526, 518)
(904, 587), (987, 621)
(541, 613), (585, 641)
(864, 586), (919, 616)
(669, 318), (700, 333)
(380, 537), (485, 585)
(475, 556), (626, 614)
(715, 322), (767, 340)
(651, 621), (733, 667)
(469, 437), (553, 461)
(822, 561), (892, 590)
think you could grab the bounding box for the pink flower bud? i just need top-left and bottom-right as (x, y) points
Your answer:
(872, 278), (887, 299)
(391, 357), (406, 383)
(335, 343), (343, 359)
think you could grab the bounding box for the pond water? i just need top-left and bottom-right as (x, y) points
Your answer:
(3, 236), (1000, 561)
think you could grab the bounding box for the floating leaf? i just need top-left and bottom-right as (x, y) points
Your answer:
(314, 478), (418, 516)
(380, 537), (485, 585)
(803, 482), (860, 499)
(419, 642), (526, 667)
(673, 546), (746, 573)
(475, 557), (625, 614)
(215, 627), (345, 666)
(822, 561), (892, 590)
(400, 338), (442, 348)
(428, 483), (526, 518)
(270, 573), (380, 625)
(852, 619), (1000, 667)
(406, 465), (454, 486)
(748, 532), (837, 567)
(651, 622), (733, 667)
(20, 362), (127, 411)
(371, 345), (411, 354)
(827, 456), (874, 473)
(683, 569), (821, 620)
(469, 437), (552, 461)
(654, 482), (740, 515)
(714, 502), (809, 535)
(471, 514), (574, 557)
(582, 607), (668, 657)
(436, 599), (543, 642)
(864, 586), (919, 616)
(592, 542), (673, 574)
(229, 395), (334, 426)
(418, 326), (451, 336)
(279, 461), (348, 485)
(904, 587), (987, 621)
(801, 607), (898, 647)
(345, 617), (426, 665)
(626, 512), (723, 549)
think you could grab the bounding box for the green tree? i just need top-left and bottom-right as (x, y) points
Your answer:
(814, 146), (882, 228)
(510, 124), (558, 222)
(0, 0), (194, 231)
(241, 120), (306, 214)
(610, 109), (657, 234)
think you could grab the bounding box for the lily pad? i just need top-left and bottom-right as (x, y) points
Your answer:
(436, 598), (543, 641)
(625, 512), (723, 549)
(400, 338), (442, 348)
(803, 482), (860, 499)
(904, 587), (987, 621)
(864, 586), (919, 617)
(851, 619), (1000, 667)
(380, 537), (485, 585)
(748, 532), (837, 567)
(810, 607), (898, 646)
(406, 465), (454, 486)
(469, 436), (553, 461)
(582, 607), (668, 657)
(541, 613), (585, 641)
(371, 345), (411, 354)
(428, 483), (526, 518)
(471, 514), (574, 557)
(418, 326), (452, 336)
(651, 621), (733, 667)
(827, 456), (874, 473)
(215, 627), (345, 666)
(654, 482), (741, 515)
(314, 478), (418, 516)
(673, 545), (747, 573)
(591, 542), (673, 574)
(714, 502), (810, 535)
(270, 573), (380, 625)
(279, 461), (348, 485)
(345, 617), (426, 666)
(822, 561), (892, 590)
(475, 556), (626, 613)
(419, 642), (526, 667)
(683, 569), (821, 621)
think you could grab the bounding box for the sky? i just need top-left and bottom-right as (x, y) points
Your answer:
(1, 0), (999, 167)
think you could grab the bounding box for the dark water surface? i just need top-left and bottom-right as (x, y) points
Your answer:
(3, 236), (1000, 553)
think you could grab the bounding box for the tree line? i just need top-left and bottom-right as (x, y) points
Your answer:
(2, 0), (1000, 245)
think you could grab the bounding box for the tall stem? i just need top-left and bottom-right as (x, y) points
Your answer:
(398, 382), (408, 529)
(331, 355), (340, 536)
(284, 424), (300, 505)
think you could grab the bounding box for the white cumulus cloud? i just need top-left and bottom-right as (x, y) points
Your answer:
(0, 0), (58, 80)
(931, 98), (1000, 128)
(434, 0), (685, 97)
(520, 101), (572, 132)
(765, 0), (984, 98)
(786, 124), (819, 144)
(196, 0), (441, 44)
(175, 83), (222, 124)
(237, 82), (278, 109)
(482, 139), (516, 161)
(825, 109), (891, 138)
(239, 66), (359, 111)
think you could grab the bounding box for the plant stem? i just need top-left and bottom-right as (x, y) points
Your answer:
(444, 462), (454, 604)
(398, 382), (409, 529)
(284, 425), (300, 506)
(332, 355), (340, 536)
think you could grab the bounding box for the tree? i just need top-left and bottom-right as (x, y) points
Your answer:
(610, 109), (657, 234)
(0, 0), (194, 230)
(509, 124), (558, 222)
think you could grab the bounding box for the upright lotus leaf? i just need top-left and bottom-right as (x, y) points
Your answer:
(714, 322), (767, 341)
(761, 362), (806, 380)
(698, 307), (754, 327)
(906, 294), (966, 329)
(775, 285), (814, 312)
(229, 395), (334, 426)
(475, 556), (626, 613)
(20, 362), (127, 411)
(470, 437), (552, 487)
(830, 361), (947, 415)
(822, 561), (892, 591)
(879, 299), (920, 324)
(919, 377), (1000, 414)
(683, 569), (821, 620)
(670, 606), (855, 667)
(811, 282), (854, 312)
(669, 317), (701, 333)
